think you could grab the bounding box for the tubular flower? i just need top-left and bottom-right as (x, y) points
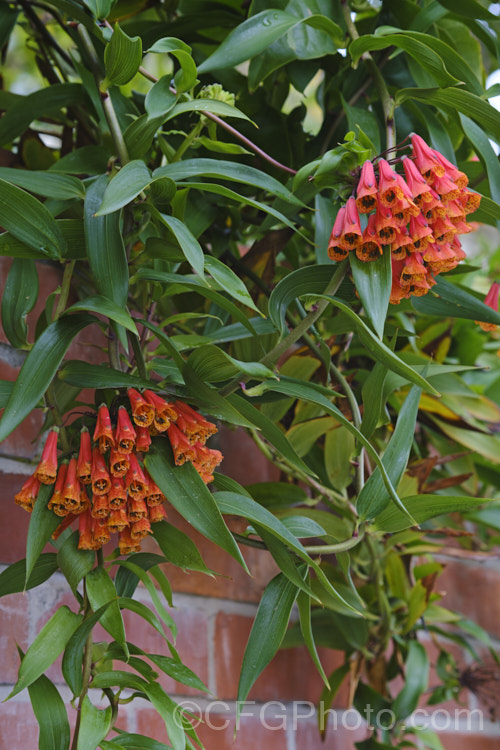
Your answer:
(77, 427), (92, 485)
(356, 214), (383, 262)
(119, 527), (141, 555)
(34, 429), (59, 484)
(125, 454), (147, 498)
(143, 390), (178, 432)
(402, 157), (433, 203)
(168, 423), (197, 465)
(411, 133), (445, 180)
(115, 406), (137, 454)
(127, 388), (155, 427)
(136, 426), (152, 453)
(92, 518), (110, 547)
(377, 159), (404, 207)
(327, 206), (350, 261)
(48, 461), (68, 514)
(340, 197), (362, 250)
(131, 518), (152, 541)
(108, 476), (127, 509)
(108, 508), (129, 533)
(144, 472), (165, 507)
(127, 496), (148, 522)
(91, 447), (111, 496)
(63, 457), (81, 511)
(149, 504), (167, 523)
(93, 404), (115, 453)
(477, 282), (500, 332)
(173, 401), (217, 445)
(355, 160), (378, 213)
(91, 493), (109, 519)
(109, 449), (130, 478)
(78, 510), (94, 550)
(15, 475), (40, 512)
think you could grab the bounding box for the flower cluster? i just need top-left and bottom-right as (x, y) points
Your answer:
(328, 134), (481, 304)
(14, 389), (222, 554)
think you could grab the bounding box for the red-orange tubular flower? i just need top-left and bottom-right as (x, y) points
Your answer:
(92, 517), (110, 547)
(48, 461), (68, 514)
(91, 493), (109, 519)
(377, 158), (404, 207)
(144, 472), (165, 507)
(93, 404), (115, 453)
(77, 427), (92, 485)
(167, 423), (196, 465)
(126, 454), (147, 498)
(91, 447), (111, 496)
(355, 160), (378, 213)
(63, 457), (81, 512)
(131, 518), (151, 541)
(15, 475), (40, 512)
(119, 527), (141, 555)
(174, 401), (217, 445)
(149, 504), (167, 523)
(327, 206), (349, 261)
(127, 388), (155, 427)
(356, 214), (383, 262)
(411, 133), (445, 180)
(108, 508), (129, 532)
(477, 282), (500, 332)
(78, 510), (94, 550)
(143, 390), (178, 432)
(109, 449), (130, 478)
(136, 425), (151, 453)
(34, 428), (59, 484)
(115, 406), (137, 454)
(108, 476), (127, 509)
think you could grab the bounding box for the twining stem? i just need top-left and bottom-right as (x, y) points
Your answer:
(341, 1), (395, 150)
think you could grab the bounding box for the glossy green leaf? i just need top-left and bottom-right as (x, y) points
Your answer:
(153, 159), (302, 206)
(84, 176), (129, 308)
(118, 597), (169, 642)
(0, 553), (58, 597)
(324, 425), (356, 492)
(8, 605), (81, 698)
(297, 586), (330, 688)
(0, 312), (94, 443)
(82, 0), (114, 17)
(114, 552), (168, 598)
(183, 364), (255, 427)
(460, 115), (500, 205)
(162, 98), (251, 123)
(393, 642), (429, 719)
(432, 417), (500, 464)
(57, 531), (94, 594)
(0, 168), (85, 199)
(77, 696), (112, 750)
(434, 0), (498, 19)
(0, 83), (84, 147)
(152, 521), (215, 574)
(113, 560), (176, 637)
(104, 23), (142, 86)
(360, 362), (388, 438)
(59, 361), (152, 390)
(101, 735), (169, 750)
(374, 494), (490, 533)
(350, 246), (391, 339)
(0, 178), (66, 259)
(90, 670), (148, 691)
(145, 78), (177, 119)
(25, 484), (59, 587)
(203, 255), (260, 314)
(357, 385), (421, 521)
(86, 567), (128, 656)
(66, 295), (137, 334)
(95, 160), (152, 215)
(237, 572), (299, 706)
(142, 682), (186, 750)
(1, 258), (38, 348)
(145, 440), (247, 570)
(187, 344), (274, 382)
(155, 212), (204, 276)
(413, 276), (500, 325)
(62, 605), (110, 696)
(27, 670), (71, 750)
(148, 654), (209, 693)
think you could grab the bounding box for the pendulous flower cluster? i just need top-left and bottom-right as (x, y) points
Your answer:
(328, 134), (481, 304)
(14, 389), (222, 555)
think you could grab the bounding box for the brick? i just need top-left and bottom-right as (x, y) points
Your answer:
(0, 473), (38, 563)
(439, 733), (500, 750)
(213, 612), (347, 704)
(437, 562), (500, 638)
(217, 426), (281, 486)
(0, 701), (40, 748)
(292, 719), (368, 749)
(0, 360), (44, 458)
(0, 593), (30, 684)
(141, 507), (279, 603)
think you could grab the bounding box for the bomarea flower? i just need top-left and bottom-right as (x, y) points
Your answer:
(476, 282), (500, 332)
(93, 404), (114, 453)
(127, 388), (155, 427)
(115, 406), (137, 454)
(328, 134), (481, 304)
(77, 427), (92, 485)
(34, 428), (59, 484)
(15, 475), (40, 512)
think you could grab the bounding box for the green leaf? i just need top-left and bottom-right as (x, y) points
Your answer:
(434, 0), (498, 19)
(96, 160), (152, 216)
(393, 642), (429, 720)
(460, 114), (500, 204)
(114, 552), (168, 598)
(152, 521), (215, 574)
(84, 176), (129, 308)
(86, 567), (128, 656)
(155, 212), (204, 276)
(360, 362), (388, 438)
(198, 9), (343, 73)
(0, 83), (84, 147)
(349, 32), (463, 88)
(0, 178), (66, 259)
(62, 605), (110, 696)
(149, 654), (209, 693)
(162, 98), (251, 123)
(183, 364), (256, 427)
(148, 37), (192, 54)
(25, 484), (59, 587)
(153, 158), (302, 206)
(413, 276), (500, 325)
(112, 560), (176, 637)
(204, 256), (261, 314)
(268, 264), (342, 334)
(357, 385), (421, 521)
(0, 554), (58, 597)
(104, 23), (142, 86)
(237, 572), (299, 706)
(27, 670), (71, 750)
(57, 531), (94, 594)
(145, 440), (248, 571)
(374, 494), (490, 533)
(101, 735), (169, 750)
(350, 247), (391, 339)
(77, 696), (112, 750)
(324, 425), (355, 492)
(59, 361), (152, 390)
(0, 312), (94, 443)
(187, 344), (274, 382)
(145, 78), (177, 119)
(297, 586), (330, 689)
(8, 606), (81, 698)
(82, 0), (115, 17)
(1, 258), (39, 348)
(141, 682), (186, 750)
(396, 87), (500, 139)
(66, 296), (137, 335)
(118, 598), (169, 642)
(0, 168), (85, 199)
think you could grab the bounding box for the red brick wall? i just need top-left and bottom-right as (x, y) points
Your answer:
(0, 264), (499, 749)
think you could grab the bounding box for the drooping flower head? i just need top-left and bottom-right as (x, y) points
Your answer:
(115, 406), (137, 455)
(355, 160), (378, 213)
(34, 429), (59, 485)
(127, 388), (155, 428)
(91, 447), (111, 496)
(143, 390), (178, 432)
(14, 475), (40, 512)
(93, 404), (114, 454)
(77, 427), (92, 485)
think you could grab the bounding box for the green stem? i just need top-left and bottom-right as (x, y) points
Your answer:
(46, 382), (70, 451)
(232, 532), (268, 550)
(341, 1), (395, 150)
(171, 121), (204, 162)
(109, 336), (122, 372)
(128, 332), (148, 380)
(305, 526), (365, 554)
(54, 260), (75, 321)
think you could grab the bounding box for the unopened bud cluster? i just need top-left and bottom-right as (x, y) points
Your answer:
(328, 134), (480, 304)
(14, 389), (222, 555)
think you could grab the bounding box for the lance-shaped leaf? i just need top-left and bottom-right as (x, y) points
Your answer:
(350, 247), (391, 339)
(62, 605), (111, 697)
(8, 606), (81, 698)
(57, 531), (94, 594)
(104, 23), (142, 86)
(297, 585), (330, 689)
(0, 554), (58, 597)
(0, 312), (95, 443)
(187, 344), (274, 382)
(413, 276), (500, 327)
(77, 696), (112, 750)
(59, 361), (152, 390)
(1, 258), (39, 348)
(204, 255), (261, 314)
(95, 160), (152, 215)
(357, 385), (422, 521)
(374, 494), (490, 533)
(26, 667), (71, 750)
(0, 178), (66, 259)
(86, 567), (128, 657)
(145, 78), (177, 119)
(0, 167), (85, 199)
(66, 296), (137, 334)
(145, 440), (247, 570)
(393, 642), (429, 720)
(154, 212), (204, 276)
(152, 522), (215, 575)
(25, 484), (60, 587)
